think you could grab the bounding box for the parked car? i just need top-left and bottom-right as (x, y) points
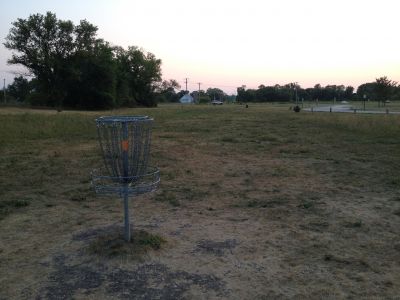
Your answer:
(211, 100), (223, 105)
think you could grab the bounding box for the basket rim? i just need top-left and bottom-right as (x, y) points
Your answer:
(91, 166), (159, 181)
(91, 166), (160, 196)
(95, 115), (153, 123)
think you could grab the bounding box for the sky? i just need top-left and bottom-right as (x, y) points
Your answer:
(0, 0), (399, 94)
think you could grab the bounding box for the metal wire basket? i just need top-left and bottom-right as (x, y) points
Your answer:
(91, 115), (160, 241)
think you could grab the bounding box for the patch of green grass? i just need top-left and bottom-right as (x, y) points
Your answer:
(389, 177), (400, 186)
(221, 136), (239, 143)
(138, 232), (165, 250)
(344, 220), (363, 228)
(0, 199), (30, 220)
(247, 200), (258, 207)
(0, 113), (96, 147)
(155, 190), (180, 207)
(88, 229), (166, 259)
(299, 202), (313, 209)
(175, 186), (209, 202)
(2, 105), (400, 221)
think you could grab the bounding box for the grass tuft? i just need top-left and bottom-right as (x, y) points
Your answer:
(0, 199), (30, 219)
(155, 190), (180, 207)
(87, 229), (166, 259)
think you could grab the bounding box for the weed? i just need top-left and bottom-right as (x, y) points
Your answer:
(155, 190), (180, 207)
(0, 199), (30, 219)
(70, 196), (86, 202)
(299, 202), (313, 209)
(247, 200), (258, 207)
(137, 232), (165, 250)
(221, 137), (239, 143)
(0, 199), (29, 208)
(344, 220), (363, 228)
(390, 178), (400, 186)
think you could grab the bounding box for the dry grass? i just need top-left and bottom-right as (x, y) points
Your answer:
(0, 104), (400, 299)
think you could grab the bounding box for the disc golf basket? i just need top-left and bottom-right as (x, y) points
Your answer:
(91, 116), (160, 241)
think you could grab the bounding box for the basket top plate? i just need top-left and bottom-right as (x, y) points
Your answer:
(96, 115), (153, 123)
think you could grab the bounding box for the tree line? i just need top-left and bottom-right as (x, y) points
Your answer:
(236, 77), (399, 104)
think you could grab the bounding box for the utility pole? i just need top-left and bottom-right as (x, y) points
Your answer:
(197, 82), (201, 103)
(363, 94), (366, 111)
(3, 79), (5, 103)
(184, 78), (189, 93)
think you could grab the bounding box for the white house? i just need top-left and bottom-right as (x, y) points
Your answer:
(179, 93), (194, 104)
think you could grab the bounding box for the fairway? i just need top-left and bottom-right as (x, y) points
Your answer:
(1, 104), (400, 298)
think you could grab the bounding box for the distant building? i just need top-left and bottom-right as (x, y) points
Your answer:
(179, 93), (194, 104)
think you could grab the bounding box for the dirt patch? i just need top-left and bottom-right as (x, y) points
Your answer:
(107, 264), (225, 299)
(37, 255), (225, 300)
(36, 225), (227, 299)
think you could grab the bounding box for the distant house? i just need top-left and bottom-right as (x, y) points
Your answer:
(179, 93), (194, 104)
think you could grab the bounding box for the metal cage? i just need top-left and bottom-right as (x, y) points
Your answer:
(91, 115), (160, 241)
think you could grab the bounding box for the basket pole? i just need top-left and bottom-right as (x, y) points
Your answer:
(122, 122), (131, 241)
(123, 185), (130, 241)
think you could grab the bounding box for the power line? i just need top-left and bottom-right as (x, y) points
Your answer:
(180, 78), (260, 94)
(184, 81), (258, 94)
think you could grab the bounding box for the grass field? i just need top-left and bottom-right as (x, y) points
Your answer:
(1, 104), (400, 299)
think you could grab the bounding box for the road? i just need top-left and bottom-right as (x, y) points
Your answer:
(304, 104), (400, 114)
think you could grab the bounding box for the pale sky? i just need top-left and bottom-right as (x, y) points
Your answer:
(1, 0), (399, 94)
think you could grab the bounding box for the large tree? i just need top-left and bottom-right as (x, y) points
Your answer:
(114, 46), (162, 107)
(64, 40), (116, 109)
(4, 12), (163, 109)
(357, 82), (376, 100)
(206, 87), (225, 101)
(155, 79), (181, 103)
(374, 76), (397, 105)
(4, 12), (79, 106)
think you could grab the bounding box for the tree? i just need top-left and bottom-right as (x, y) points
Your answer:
(344, 86), (354, 100)
(374, 76), (397, 106)
(64, 40), (116, 109)
(236, 86), (256, 102)
(155, 79), (182, 103)
(4, 12), (77, 107)
(393, 86), (400, 100)
(5, 12), (163, 109)
(285, 82), (301, 102)
(7, 76), (32, 102)
(114, 46), (162, 107)
(357, 82), (376, 100)
(206, 87), (225, 101)
(191, 90), (209, 103)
